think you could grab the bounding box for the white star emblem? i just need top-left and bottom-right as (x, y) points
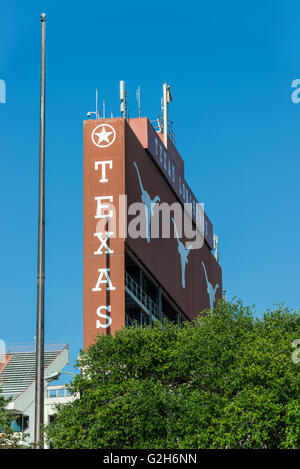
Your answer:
(95, 127), (113, 144)
(91, 124), (116, 148)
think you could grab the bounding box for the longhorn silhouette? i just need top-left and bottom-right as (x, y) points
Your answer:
(134, 162), (160, 243)
(172, 217), (192, 289)
(202, 261), (219, 309)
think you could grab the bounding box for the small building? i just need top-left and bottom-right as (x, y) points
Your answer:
(0, 343), (71, 446)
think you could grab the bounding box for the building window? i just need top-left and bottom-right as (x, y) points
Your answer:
(10, 414), (29, 432)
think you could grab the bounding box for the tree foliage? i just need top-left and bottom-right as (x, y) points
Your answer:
(0, 393), (26, 449)
(45, 301), (300, 449)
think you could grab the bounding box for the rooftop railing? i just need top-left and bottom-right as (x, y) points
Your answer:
(46, 385), (71, 399)
(125, 271), (162, 322)
(150, 118), (175, 144)
(6, 343), (69, 354)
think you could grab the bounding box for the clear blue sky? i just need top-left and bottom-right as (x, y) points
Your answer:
(1, 0), (300, 376)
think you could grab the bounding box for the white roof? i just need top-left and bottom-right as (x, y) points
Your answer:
(0, 346), (69, 400)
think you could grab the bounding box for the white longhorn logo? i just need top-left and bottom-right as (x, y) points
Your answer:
(133, 162), (160, 244)
(172, 217), (192, 289)
(202, 262), (219, 309)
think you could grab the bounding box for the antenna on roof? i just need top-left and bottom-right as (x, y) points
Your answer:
(96, 88), (99, 118)
(120, 80), (127, 118)
(103, 99), (105, 119)
(213, 234), (219, 262)
(136, 85), (141, 117)
(86, 88), (101, 119)
(162, 82), (172, 148)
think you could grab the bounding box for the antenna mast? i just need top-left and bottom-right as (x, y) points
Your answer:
(136, 85), (141, 117)
(120, 80), (127, 118)
(213, 234), (219, 262)
(162, 82), (172, 148)
(95, 88), (100, 119)
(86, 89), (101, 119)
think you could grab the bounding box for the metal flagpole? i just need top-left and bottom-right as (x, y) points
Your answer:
(34, 12), (46, 448)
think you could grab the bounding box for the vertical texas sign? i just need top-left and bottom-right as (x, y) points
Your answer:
(83, 119), (126, 349)
(84, 117), (222, 349)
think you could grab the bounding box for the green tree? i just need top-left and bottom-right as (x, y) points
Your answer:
(45, 301), (300, 449)
(0, 393), (26, 448)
